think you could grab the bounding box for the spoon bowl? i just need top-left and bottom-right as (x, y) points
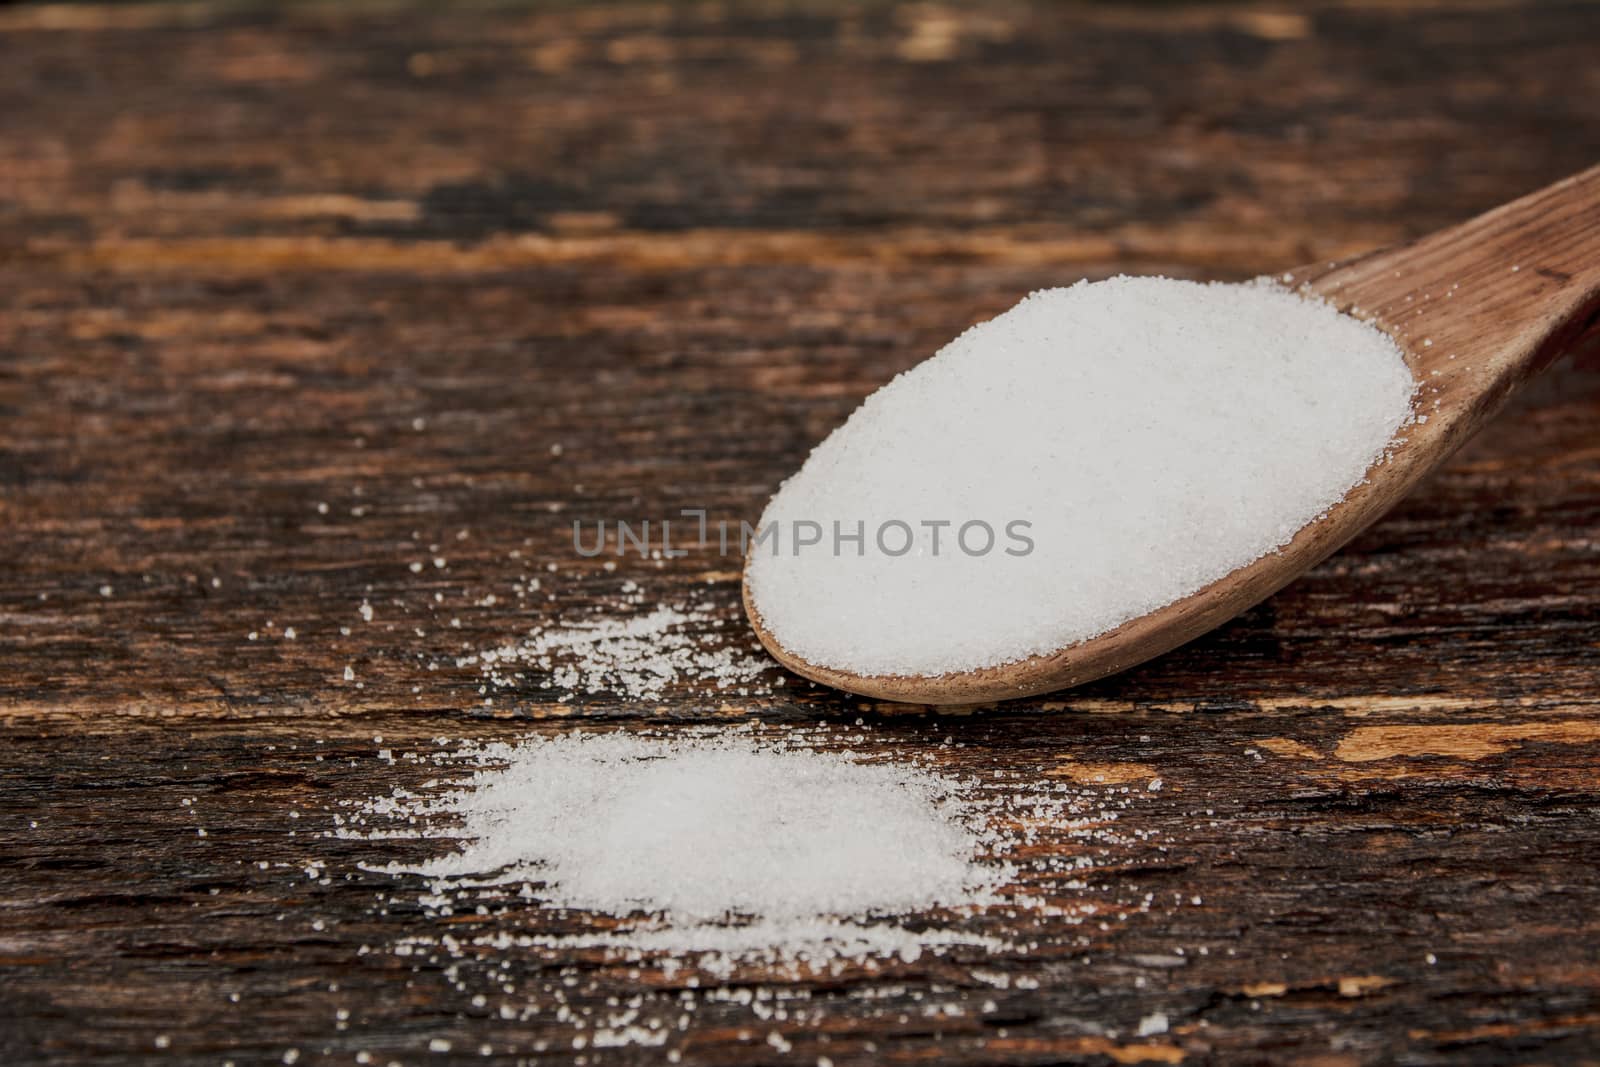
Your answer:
(745, 165), (1600, 704)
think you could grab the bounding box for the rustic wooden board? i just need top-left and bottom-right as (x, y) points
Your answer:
(3, 1), (1599, 1063)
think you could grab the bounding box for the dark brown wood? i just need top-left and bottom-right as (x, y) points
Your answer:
(2, 2), (1599, 1064)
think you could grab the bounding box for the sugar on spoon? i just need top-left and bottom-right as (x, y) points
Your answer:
(744, 164), (1600, 704)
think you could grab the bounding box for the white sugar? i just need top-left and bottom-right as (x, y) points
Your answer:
(747, 276), (1415, 677)
(461, 602), (770, 701)
(335, 724), (1173, 1011)
(375, 731), (997, 924)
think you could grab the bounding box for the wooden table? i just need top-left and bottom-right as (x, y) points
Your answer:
(3, 2), (1599, 1063)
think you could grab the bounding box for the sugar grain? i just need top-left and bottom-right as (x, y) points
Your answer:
(367, 730), (1000, 925)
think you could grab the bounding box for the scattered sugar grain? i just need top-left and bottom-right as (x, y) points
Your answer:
(332, 725), (1171, 1050)
(462, 602), (769, 701)
(340, 725), (1158, 981)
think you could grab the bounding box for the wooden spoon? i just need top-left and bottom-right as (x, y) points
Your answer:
(744, 164), (1600, 704)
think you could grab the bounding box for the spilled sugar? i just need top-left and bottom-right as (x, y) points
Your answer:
(389, 732), (993, 921)
(747, 276), (1417, 677)
(337, 726), (1145, 974)
(352, 730), (1007, 963)
(460, 602), (772, 702)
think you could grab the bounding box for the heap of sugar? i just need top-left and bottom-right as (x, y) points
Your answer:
(461, 602), (771, 701)
(746, 276), (1416, 677)
(372, 730), (996, 917)
(349, 729), (1047, 964)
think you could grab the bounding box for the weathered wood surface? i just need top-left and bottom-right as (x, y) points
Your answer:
(3, 1), (1600, 1063)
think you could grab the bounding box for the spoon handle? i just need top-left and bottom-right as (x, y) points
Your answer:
(1292, 165), (1600, 454)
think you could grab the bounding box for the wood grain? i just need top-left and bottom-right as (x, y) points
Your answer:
(3, 1), (1600, 1064)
